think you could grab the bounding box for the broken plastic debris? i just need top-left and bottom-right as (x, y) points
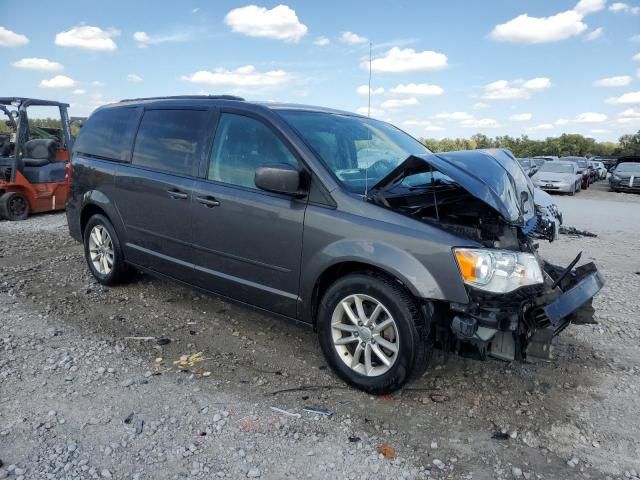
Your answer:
(303, 407), (334, 416)
(270, 406), (301, 418)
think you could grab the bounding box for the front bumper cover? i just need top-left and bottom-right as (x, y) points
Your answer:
(543, 269), (604, 328)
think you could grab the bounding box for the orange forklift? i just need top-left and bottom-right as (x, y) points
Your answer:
(0, 97), (75, 221)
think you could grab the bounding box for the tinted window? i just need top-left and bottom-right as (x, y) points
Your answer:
(132, 109), (207, 176)
(208, 113), (298, 188)
(73, 107), (138, 161)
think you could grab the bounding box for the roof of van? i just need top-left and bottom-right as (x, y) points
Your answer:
(112, 95), (363, 117)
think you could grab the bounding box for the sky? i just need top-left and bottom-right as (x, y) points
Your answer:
(1, 0), (639, 142)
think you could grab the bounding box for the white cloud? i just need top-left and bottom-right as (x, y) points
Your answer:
(55, 25), (119, 51)
(575, 112), (608, 123)
(632, 34), (640, 42)
(389, 83), (444, 96)
(12, 57), (63, 71)
(356, 106), (385, 117)
(91, 80), (105, 87)
(460, 118), (501, 129)
(634, 52), (640, 61)
(619, 107), (640, 117)
(529, 123), (554, 131)
(356, 85), (384, 95)
(181, 65), (293, 88)
(585, 27), (604, 41)
(555, 118), (569, 125)
(133, 31), (190, 48)
(403, 120), (445, 132)
(575, 0), (607, 14)
(609, 2), (640, 13)
(593, 75), (632, 87)
(0, 26), (29, 47)
(490, 10), (587, 44)
(606, 91), (640, 104)
(313, 36), (330, 46)
(39, 75), (75, 88)
(72, 89), (86, 95)
(590, 128), (609, 133)
(473, 102), (490, 110)
(224, 5), (307, 42)
(380, 97), (419, 108)
(482, 77), (551, 100)
(523, 77), (552, 90)
(366, 47), (448, 73)
(127, 74), (143, 83)
(509, 113), (532, 121)
(490, 0), (605, 44)
(340, 31), (367, 45)
(434, 111), (473, 121)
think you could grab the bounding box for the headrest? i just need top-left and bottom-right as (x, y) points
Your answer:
(24, 139), (56, 160)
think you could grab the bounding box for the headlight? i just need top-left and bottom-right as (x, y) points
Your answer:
(453, 248), (543, 293)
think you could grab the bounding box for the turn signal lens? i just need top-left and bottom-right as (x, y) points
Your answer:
(454, 249), (493, 285)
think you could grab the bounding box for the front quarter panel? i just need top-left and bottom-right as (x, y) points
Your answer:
(301, 202), (476, 321)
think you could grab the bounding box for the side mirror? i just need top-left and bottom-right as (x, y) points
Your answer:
(255, 163), (305, 197)
(528, 167), (538, 177)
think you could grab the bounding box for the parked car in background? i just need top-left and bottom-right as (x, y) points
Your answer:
(517, 157), (539, 177)
(533, 156), (559, 162)
(530, 157), (546, 169)
(609, 158), (640, 193)
(561, 156), (590, 189)
(589, 160), (607, 180)
(532, 161), (581, 195)
(65, 95), (604, 393)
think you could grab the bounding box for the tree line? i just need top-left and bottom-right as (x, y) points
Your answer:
(420, 131), (640, 158)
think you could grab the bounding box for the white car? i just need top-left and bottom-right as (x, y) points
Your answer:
(532, 161), (582, 195)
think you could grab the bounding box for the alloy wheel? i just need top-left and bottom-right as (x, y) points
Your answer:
(331, 294), (400, 376)
(88, 225), (114, 275)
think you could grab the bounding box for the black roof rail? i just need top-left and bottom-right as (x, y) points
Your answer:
(119, 95), (245, 103)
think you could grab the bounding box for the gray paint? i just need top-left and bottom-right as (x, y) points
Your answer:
(67, 97), (477, 325)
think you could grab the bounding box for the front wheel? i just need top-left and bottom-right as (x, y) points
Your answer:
(317, 273), (432, 394)
(83, 214), (131, 285)
(0, 192), (30, 221)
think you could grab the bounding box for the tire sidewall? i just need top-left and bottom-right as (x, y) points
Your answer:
(0, 192), (29, 221)
(83, 214), (123, 285)
(317, 274), (418, 394)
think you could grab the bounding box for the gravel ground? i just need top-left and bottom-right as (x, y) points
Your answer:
(1, 181), (639, 480)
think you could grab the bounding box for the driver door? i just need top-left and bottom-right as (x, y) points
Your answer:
(190, 111), (307, 317)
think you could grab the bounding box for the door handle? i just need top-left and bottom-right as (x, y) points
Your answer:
(196, 195), (220, 208)
(167, 189), (188, 200)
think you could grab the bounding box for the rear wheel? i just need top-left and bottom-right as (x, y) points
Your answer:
(83, 214), (131, 285)
(317, 273), (432, 394)
(0, 192), (29, 221)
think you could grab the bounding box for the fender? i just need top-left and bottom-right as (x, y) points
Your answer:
(79, 189), (127, 239)
(300, 238), (470, 321)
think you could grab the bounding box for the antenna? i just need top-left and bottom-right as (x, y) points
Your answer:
(367, 42), (373, 117)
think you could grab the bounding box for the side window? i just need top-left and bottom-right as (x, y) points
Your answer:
(73, 107), (138, 161)
(131, 109), (207, 176)
(208, 113), (298, 189)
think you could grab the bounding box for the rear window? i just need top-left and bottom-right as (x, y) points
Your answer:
(73, 107), (138, 161)
(131, 109), (208, 176)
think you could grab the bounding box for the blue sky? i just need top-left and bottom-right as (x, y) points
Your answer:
(1, 0), (639, 141)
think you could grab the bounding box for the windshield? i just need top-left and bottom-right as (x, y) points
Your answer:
(616, 162), (640, 174)
(278, 110), (430, 194)
(540, 162), (574, 174)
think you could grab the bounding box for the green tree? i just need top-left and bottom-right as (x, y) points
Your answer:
(617, 130), (640, 156)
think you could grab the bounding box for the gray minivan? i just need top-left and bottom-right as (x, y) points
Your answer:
(67, 96), (603, 393)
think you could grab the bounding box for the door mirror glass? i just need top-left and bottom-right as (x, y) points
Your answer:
(255, 163), (303, 197)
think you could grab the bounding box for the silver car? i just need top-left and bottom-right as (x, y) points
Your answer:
(532, 161), (581, 195)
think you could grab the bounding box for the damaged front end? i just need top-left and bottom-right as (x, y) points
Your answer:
(367, 148), (603, 362)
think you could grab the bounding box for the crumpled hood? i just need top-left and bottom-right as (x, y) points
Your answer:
(369, 148), (536, 226)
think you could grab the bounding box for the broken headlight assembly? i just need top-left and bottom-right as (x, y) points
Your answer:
(453, 248), (543, 293)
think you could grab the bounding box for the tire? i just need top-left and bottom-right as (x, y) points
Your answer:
(83, 214), (131, 285)
(317, 273), (432, 394)
(0, 192), (29, 221)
